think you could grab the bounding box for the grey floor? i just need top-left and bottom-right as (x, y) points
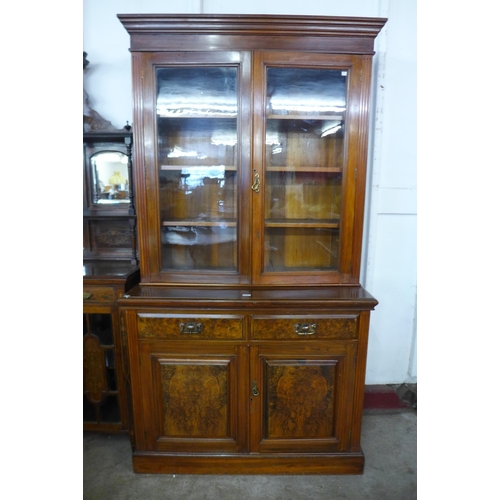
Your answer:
(83, 408), (416, 500)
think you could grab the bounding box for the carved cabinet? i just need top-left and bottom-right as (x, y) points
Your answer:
(83, 128), (140, 432)
(118, 14), (386, 473)
(83, 261), (139, 432)
(83, 129), (138, 264)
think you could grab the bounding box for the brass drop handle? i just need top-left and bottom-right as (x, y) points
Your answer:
(83, 292), (92, 300)
(251, 380), (260, 397)
(251, 170), (260, 193)
(294, 323), (317, 335)
(179, 321), (203, 334)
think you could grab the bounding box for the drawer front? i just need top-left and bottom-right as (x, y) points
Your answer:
(251, 315), (358, 340)
(83, 286), (115, 303)
(137, 313), (245, 340)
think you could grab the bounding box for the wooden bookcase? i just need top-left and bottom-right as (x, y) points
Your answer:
(118, 14), (386, 474)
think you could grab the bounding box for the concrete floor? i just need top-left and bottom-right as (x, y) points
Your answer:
(83, 408), (416, 500)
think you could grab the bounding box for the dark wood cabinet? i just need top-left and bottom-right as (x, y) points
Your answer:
(83, 128), (140, 432)
(118, 14), (386, 474)
(83, 261), (139, 432)
(120, 287), (376, 473)
(83, 129), (138, 264)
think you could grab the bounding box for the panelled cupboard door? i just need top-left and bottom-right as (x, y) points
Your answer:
(251, 51), (372, 285)
(249, 342), (357, 453)
(135, 341), (248, 453)
(134, 51), (253, 285)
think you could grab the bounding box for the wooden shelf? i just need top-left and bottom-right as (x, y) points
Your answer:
(267, 113), (344, 121)
(157, 113), (237, 119)
(162, 220), (237, 227)
(266, 166), (342, 173)
(161, 165), (237, 171)
(265, 219), (340, 228)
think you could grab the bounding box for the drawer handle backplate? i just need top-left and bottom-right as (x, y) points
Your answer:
(294, 323), (317, 336)
(83, 292), (92, 300)
(179, 321), (203, 334)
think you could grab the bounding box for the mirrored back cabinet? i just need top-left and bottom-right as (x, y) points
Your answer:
(118, 14), (386, 474)
(83, 129), (138, 263)
(83, 128), (140, 433)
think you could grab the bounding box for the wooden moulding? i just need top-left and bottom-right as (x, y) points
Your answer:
(117, 14), (387, 38)
(118, 14), (387, 55)
(132, 452), (365, 475)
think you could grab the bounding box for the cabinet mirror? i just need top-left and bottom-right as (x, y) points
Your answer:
(91, 151), (130, 204)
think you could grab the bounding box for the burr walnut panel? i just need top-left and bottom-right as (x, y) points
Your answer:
(160, 362), (229, 438)
(251, 315), (358, 340)
(140, 344), (248, 454)
(137, 313), (245, 339)
(251, 341), (356, 454)
(266, 361), (335, 439)
(83, 286), (115, 303)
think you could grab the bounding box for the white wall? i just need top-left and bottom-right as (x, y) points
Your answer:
(83, 0), (417, 385)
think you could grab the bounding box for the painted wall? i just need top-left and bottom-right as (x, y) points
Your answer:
(83, 0), (417, 385)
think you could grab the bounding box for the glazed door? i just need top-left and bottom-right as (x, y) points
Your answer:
(251, 52), (370, 285)
(135, 52), (252, 284)
(135, 341), (248, 454)
(249, 342), (357, 453)
(83, 306), (128, 432)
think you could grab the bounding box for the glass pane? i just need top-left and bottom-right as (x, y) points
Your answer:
(266, 67), (346, 117)
(157, 67), (238, 272)
(99, 395), (120, 423)
(83, 395), (96, 422)
(88, 314), (113, 345)
(105, 348), (117, 392)
(264, 68), (346, 272)
(91, 151), (130, 204)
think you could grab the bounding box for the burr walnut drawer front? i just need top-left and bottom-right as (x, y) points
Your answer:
(82, 286), (115, 303)
(251, 315), (359, 340)
(137, 313), (245, 340)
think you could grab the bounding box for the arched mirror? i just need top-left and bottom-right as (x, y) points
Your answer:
(91, 151), (130, 204)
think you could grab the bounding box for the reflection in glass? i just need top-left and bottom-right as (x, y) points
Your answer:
(156, 67), (238, 272)
(157, 67), (237, 117)
(266, 68), (346, 116)
(91, 151), (130, 204)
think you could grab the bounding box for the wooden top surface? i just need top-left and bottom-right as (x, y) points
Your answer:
(119, 284), (377, 309)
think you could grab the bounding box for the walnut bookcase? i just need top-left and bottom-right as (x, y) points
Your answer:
(118, 14), (386, 474)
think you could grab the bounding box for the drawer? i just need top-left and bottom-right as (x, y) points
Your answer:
(251, 315), (358, 340)
(137, 313), (245, 340)
(83, 286), (115, 303)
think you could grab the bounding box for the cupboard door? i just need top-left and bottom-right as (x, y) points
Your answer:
(83, 307), (128, 432)
(136, 341), (248, 453)
(136, 52), (252, 285)
(252, 52), (369, 285)
(250, 342), (357, 453)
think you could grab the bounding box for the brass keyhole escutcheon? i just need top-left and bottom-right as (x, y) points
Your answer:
(252, 380), (260, 397)
(179, 321), (203, 334)
(251, 170), (260, 193)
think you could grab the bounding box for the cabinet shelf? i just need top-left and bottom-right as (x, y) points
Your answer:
(158, 113), (237, 119)
(265, 219), (340, 228)
(266, 166), (342, 173)
(162, 220), (237, 227)
(161, 165), (237, 172)
(267, 113), (344, 121)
